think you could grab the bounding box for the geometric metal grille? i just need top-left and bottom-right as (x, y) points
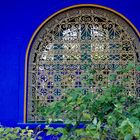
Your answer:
(27, 6), (140, 122)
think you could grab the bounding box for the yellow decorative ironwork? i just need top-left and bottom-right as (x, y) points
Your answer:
(24, 4), (140, 123)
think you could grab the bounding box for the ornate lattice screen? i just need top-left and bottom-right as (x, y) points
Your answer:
(27, 6), (140, 122)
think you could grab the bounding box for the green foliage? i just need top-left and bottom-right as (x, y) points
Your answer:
(0, 126), (43, 140)
(0, 64), (139, 139)
(38, 62), (140, 140)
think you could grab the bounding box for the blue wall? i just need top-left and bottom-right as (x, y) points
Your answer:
(0, 0), (139, 126)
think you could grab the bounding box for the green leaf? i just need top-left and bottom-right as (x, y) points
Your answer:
(56, 128), (68, 135)
(3, 128), (11, 134)
(97, 121), (101, 130)
(126, 62), (135, 70)
(75, 129), (83, 136)
(109, 74), (117, 81)
(87, 124), (96, 130)
(83, 113), (91, 120)
(89, 69), (96, 74)
(0, 128), (4, 132)
(119, 119), (134, 135)
(48, 118), (53, 123)
(64, 119), (72, 124)
(93, 117), (97, 125)
(124, 134), (132, 140)
(136, 65), (140, 71)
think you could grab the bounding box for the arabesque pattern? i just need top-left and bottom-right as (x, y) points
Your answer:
(27, 7), (140, 122)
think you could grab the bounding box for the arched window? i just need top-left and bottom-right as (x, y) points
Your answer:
(25, 5), (140, 123)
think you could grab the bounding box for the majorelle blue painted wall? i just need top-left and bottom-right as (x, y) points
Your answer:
(0, 0), (139, 126)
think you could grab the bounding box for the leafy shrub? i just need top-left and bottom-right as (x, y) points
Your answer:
(1, 63), (139, 140)
(0, 126), (43, 140)
(38, 63), (140, 140)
